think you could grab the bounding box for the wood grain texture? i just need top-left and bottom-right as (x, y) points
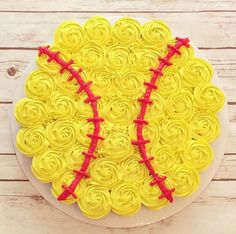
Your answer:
(0, 0), (235, 233)
(0, 12), (236, 48)
(0, 0), (236, 12)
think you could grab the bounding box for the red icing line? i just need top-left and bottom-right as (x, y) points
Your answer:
(132, 37), (190, 203)
(38, 46), (104, 201)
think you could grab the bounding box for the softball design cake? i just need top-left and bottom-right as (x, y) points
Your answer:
(14, 16), (225, 219)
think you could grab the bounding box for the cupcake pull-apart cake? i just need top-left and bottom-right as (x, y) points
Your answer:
(14, 16), (225, 219)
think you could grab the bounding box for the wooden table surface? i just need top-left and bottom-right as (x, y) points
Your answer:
(0, 0), (236, 233)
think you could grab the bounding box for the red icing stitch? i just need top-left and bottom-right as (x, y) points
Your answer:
(38, 46), (104, 201)
(133, 37), (190, 203)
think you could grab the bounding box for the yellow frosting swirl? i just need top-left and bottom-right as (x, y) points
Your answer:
(151, 145), (177, 174)
(32, 149), (66, 183)
(89, 158), (120, 189)
(54, 21), (84, 52)
(36, 46), (68, 74)
(78, 43), (105, 70)
(51, 169), (88, 204)
(194, 83), (225, 112)
(157, 66), (182, 96)
(132, 47), (161, 73)
(191, 112), (220, 142)
(98, 131), (134, 161)
(111, 182), (141, 216)
(54, 71), (78, 96)
(78, 185), (111, 219)
(145, 91), (166, 121)
(65, 143), (87, 170)
(164, 39), (194, 66)
(25, 70), (55, 101)
(118, 153), (149, 184)
(106, 45), (131, 72)
(113, 17), (141, 45)
(14, 97), (46, 127)
(16, 127), (49, 157)
(168, 164), (200, 196)
(182, 139), (213, 171)
(116, 71), (146, 97)
(140, 176), (170, 209)
(181, 58), (214, 87)
(45, 92), (76, 120)
(46, 120), (77, 150)
(128, 122), (160, 150)
(166, 90), (195, 121)
(104, 97), (137, 125)
(75, 120), (106, 147)
(161, 119), (189, 146)
(89, 70), (114, 96)
(141, 20), (172, 48)
(84, 16), (111, 45)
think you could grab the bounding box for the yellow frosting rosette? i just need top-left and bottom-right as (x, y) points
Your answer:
(141, 20), (172, 48)
(36, 45), (68, 74)
(182, 139), (213, 171)
(16, 127), (49, 157)
(51, 169), (88, 204)
(118, 153), (149, 184)
(191, 112), (220, 142)
(89, 70), (115, 96)
(45, 92), (76, 121)
(128, 121), (160, 150)
(145, 90), (166, 121)
(168, 164), (200, 196)
(106, 45), (131, 72)
(163, 39), (195, 66)
(54, 71), (78, 96)
(14, 97), (46, 127)
(74, 92), (104, 119)
(89, 158), (120, 189)
(78, 185), (111, 219)
(84, 16), (111, 45)
(151, 145), (177, 174)
(98, 131), (134, 161)
(78, 43), (105, 70)
(132, 47), (161, 73)
(166, 90), (195, 121)
(25, 70), (55, 101)
(157, 66), (182, 96)
(54, 21), (84, 52)
(194, 83), (225, 112)
(116, 71), (146, 97)
(140, 176), (171, 209)
(32, 149), (66, 183)
(65, 143), (87, 170)
(161, 119), (190, 146)
(46, 120), (77, 150)
(113, 17), (141, 45)
(111, 182), (141, 216)
(181, 58), (214, 87)
(75, 120), (106, 147)
(104, 97), (138, 125)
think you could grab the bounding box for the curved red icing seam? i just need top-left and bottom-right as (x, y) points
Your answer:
(38, 46), (104, 201)
(132, 37), (190, 203)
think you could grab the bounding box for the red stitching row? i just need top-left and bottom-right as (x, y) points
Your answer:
(38, 46), (104, 201)
(132, 37), (190, 203)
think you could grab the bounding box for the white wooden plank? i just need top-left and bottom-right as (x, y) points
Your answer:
(0, 49), (235, 102)
(0, 0), (235, 12)
(0, 181), (235, 234)
(0, 12), (235, 48)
